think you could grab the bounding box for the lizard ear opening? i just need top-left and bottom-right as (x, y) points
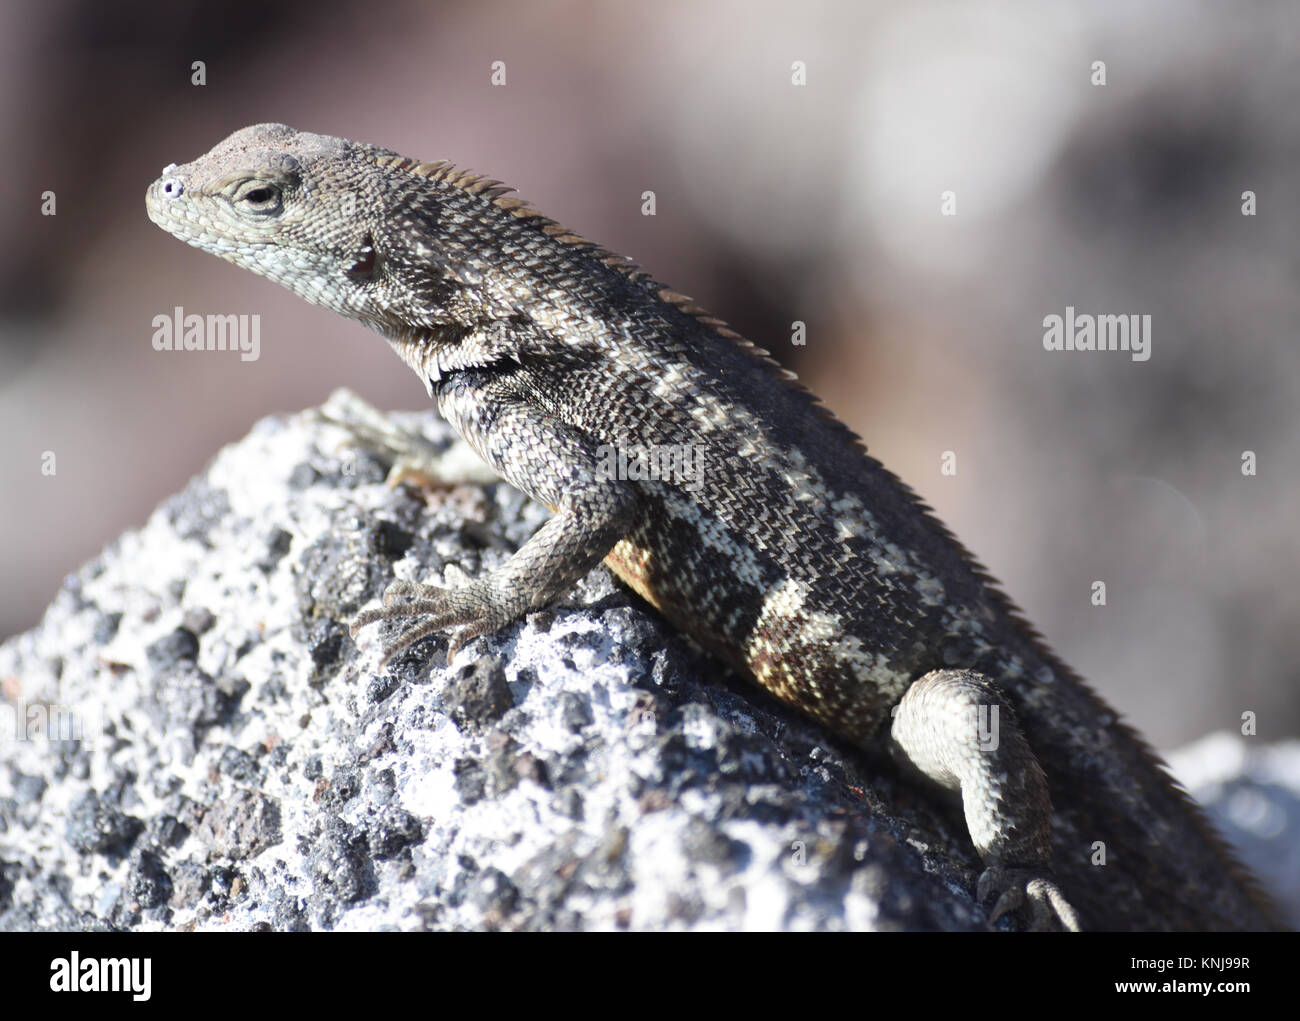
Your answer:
(347, 234), (379, 281)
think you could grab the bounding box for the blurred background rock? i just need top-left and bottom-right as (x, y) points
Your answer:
(1, 0), (1296, 748)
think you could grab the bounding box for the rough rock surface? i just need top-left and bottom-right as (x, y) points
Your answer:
(0, 394), (1293, 931)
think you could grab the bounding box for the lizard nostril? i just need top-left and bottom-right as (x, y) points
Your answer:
(161, 178), (184, 199)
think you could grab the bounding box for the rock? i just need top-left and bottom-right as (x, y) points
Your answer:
(0, 392), (1290, 931)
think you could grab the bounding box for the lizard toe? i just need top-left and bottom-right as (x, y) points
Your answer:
(381, 579), (438, 607)
(978, 865), (1081, 932)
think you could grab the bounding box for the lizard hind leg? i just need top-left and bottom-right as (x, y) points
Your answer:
(889, 668), (1082, 932)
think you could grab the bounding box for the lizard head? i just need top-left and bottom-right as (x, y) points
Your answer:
(146, 122), (479, 340)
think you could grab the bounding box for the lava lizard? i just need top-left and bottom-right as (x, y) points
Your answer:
(145, 123), (1276, 931)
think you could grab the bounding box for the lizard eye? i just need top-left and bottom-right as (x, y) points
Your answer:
(235, 181), (283, 214)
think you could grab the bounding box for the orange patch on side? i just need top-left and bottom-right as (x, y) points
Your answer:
(603, 541), (664, 614)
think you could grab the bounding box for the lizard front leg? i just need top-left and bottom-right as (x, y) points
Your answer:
(890, 669), (1082, 931)
(351, 369), (639, 665)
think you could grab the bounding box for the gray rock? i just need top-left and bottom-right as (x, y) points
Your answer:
(0, 393), (1290, 931)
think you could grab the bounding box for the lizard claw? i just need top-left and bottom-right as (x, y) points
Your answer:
(444, 621), (494, 660)
(978, 866), (1082, 932)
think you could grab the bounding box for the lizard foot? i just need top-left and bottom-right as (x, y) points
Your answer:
(351, 578), (513, 666)
(977, 866), (1082, 932)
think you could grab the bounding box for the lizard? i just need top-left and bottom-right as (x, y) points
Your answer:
(145, 123), (1277, 931)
